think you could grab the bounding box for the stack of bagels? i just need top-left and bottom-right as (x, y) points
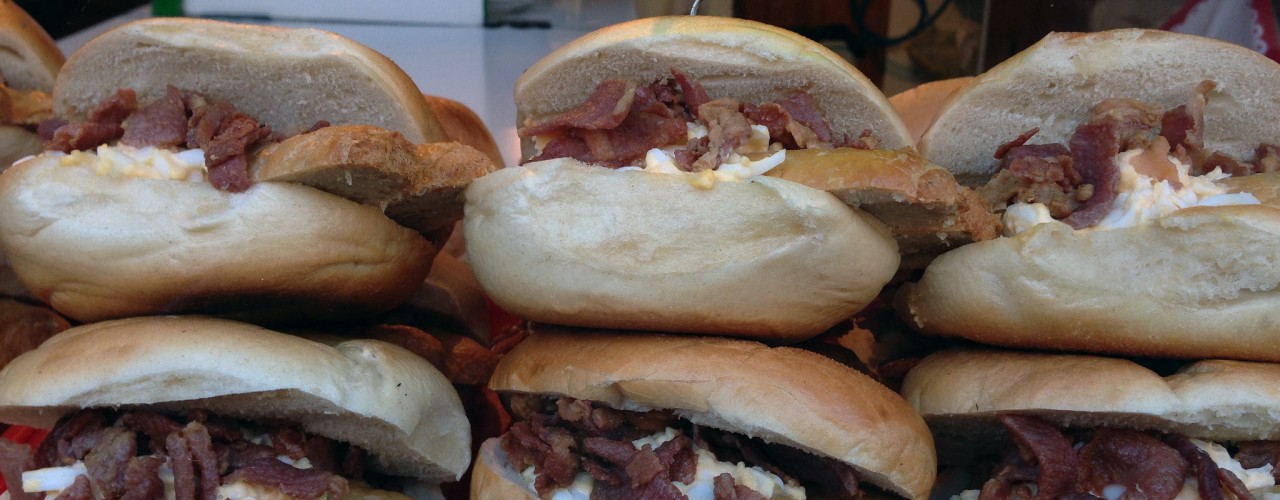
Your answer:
(0, 5), (501, 499)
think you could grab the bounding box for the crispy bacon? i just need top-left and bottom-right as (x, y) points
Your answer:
(122, 85), (188, 149)
(1078, 429), (1186, 500)
(1061, 121), (1121, 229)
(996, 414), (1077, 498)
(519, 80), (638, 137)
(224, 458), (348, 500)
(672, 69), (710, 117)
(775, 91), (832, 144)
(0, 439), (33, 500)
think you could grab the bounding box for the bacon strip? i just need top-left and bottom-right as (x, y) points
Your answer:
(1061, 121), (1121, 229)
(519, 80), (637, 137)
(996, 414), (1077, 498)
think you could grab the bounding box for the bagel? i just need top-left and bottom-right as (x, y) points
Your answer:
(471, 327), (936, 499)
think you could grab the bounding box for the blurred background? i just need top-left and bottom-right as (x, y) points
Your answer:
(20, 0), (1280, 96)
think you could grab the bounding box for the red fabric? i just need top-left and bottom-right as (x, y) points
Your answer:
(1163, 0), (1280, 62)
(0, 426), (50, 494)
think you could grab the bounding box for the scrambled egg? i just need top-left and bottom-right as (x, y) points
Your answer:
(57, 144), (207, 182)
(528, 427), (806, 500)
(1002, 145), (1260, 236)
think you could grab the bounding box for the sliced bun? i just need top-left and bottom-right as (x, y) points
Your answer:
(0, 316), (470, 483)
(919, 29), (1280, 182)
(888, 77), (972, 144)
(903, 349), (1280, 457)
(489, 328), (936, 500)
(515, 15), (911, 154)
(0, 0), (62, 92)
(0, 154), (436, 323)
(464, 157), (899, 341)
(251, 124), (497, 235)
(53, 17), (444, 143)
(896, 203), (1280, 360)
(421, 94), (503, 167)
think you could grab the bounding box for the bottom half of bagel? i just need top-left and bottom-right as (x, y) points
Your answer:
(896, 204), (1280, 361)
(0, 316), (471, 499)
(472, 327), (936, 499)
(902, 349), (1280, 498)
(463, 158), (900, 342)
(0, 154), (438, 324)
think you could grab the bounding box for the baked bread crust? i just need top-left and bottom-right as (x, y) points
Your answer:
(903, 349), (1280, 459)
(464, 157), (899, 340)
(919, 29), (1280, 183)
(0, 154), (437, 323)
(53, 17), (444, 143)
(487, 328), (937, 499)
(515, 15), (911, 154)
(0, 316), (471, 483)
(896, 202), (1280, 361)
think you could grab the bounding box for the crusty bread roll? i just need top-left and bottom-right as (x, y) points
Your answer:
(887, 77), (972, 145)
(903, 349), (1280, 459)
(0, 0), (62, 93)
(54, 17), (444, 143)
(516, 16), (911, 153)
(0, 315), (471, 483)
(0, 153), (436, 323)
(465, 157), (899, 340)
(421, 94), (504, 167)
(919, 29), (1280, 183)
(897, 184), (1280, 360)
(481, 328), (936, 499)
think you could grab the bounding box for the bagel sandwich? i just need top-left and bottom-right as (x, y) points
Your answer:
(470, 327), (937, 499)
(464, 16), (997, 341)
(0, 316), (470, 500)
(897, 29), (1280, 361)
(0, 0), (61, 170)
(903, 349), (1280, 499)
(0, 18), (496, 324)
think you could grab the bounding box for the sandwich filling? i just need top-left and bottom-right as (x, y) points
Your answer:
(0, 409), (413, 500)
(950, 414), (1280, 500)
(37, 86), (326, 193)
(981, 80), (1277, 236)
(519, 70), (879, 189)
(501, 395), (862, 500)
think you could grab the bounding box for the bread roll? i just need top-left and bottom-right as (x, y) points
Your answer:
(888, 77), (972, 145)
(54, 17), (444, 143)
(0, 316), (471, 483)
(0, 154), (436, 323)
(903, 349), (1280, 460)
(464, 157), (899, 340)
(515, 15), (912, 154)
(421, 94), (503, 167)
(0, 0), (62, 93)
(897, 203), (1280, 361)
(485, 328), (936, 499)
(919, 29), (1280, 183)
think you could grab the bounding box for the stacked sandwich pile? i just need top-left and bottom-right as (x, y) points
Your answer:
(0, 6), (503, 499)
(893, 29), (1280, 498)
(449, 15), (1031, 500)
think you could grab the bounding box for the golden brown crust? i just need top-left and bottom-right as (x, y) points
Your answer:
(421, 94), (503, 167)
(489, 327), (937, 499)
(888, 77), (972, 144)
(251, 125), (496, 235)
(764, 148), (1000, 267)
